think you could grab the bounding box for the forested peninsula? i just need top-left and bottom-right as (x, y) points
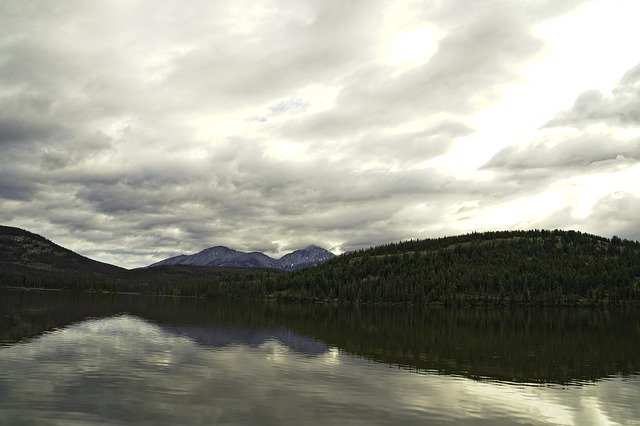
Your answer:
(2, 226), (639, 306)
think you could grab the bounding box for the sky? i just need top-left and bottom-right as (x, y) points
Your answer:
(2, 0), (640, 268)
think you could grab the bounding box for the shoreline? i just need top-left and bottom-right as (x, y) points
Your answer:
(2, 285), (638, 308)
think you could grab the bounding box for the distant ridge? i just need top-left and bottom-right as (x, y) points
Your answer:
(149, 244), (335, 271)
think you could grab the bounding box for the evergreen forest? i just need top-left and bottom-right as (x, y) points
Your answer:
(2, 227), (640, 306)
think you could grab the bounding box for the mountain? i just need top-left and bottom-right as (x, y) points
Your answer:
(3, 226), (640, 306)
(150, 246), (278, 269)
(149, 244), (335, 271)
(0, 225), (125, 277)
(143, 229), (640, 305)
(277, 245), (335, 270)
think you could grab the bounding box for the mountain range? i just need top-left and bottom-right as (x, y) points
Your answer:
(149, 245), (335, 271)
(3, 224), (640, 306)
(0, 225), (334, 274)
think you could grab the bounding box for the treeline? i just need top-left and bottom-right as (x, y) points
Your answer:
(2, 229), (640, 305)
(278, 229), (640, 305)
(0, 264), (276, 299)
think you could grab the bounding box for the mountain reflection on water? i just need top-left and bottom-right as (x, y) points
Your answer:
(1, 289), (639, 385)
(1, 289), (640, 425)
(162, 325), (330, 357)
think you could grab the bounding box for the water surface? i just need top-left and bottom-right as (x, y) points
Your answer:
(1, 289), (639, 425)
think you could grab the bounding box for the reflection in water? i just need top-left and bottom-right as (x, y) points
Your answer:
(1, 314), (639, 425)
(0, 289), (639, 424)
(2, 289), (639, 384)
(162, 325), (330, 356)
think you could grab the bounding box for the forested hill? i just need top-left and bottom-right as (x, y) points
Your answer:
(0, 226), (125, 277)
(2, 227), (640, 305)
(275, 230), (640, 305)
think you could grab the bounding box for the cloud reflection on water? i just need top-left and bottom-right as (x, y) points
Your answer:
(0, 315), (638, 425)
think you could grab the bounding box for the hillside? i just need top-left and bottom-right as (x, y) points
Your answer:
(275, 229), (640, 305)
(1, 227), (640, 305)
(0, 226), (125, 278)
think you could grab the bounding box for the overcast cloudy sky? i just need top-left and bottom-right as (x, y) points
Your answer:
(2, 0), (640, 268)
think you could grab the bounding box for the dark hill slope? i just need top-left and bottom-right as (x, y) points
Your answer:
(275, 230), (640, 305)
(2, 227), (639, 305)
(0, 226), (125, 277)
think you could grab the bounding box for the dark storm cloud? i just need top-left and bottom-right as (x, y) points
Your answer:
(547, 62), (640, 128)
(71, 144), (452, 219)
(0, 167), (39, 201)
(0, 91), (64, 146)
(0, 118), (56, 146)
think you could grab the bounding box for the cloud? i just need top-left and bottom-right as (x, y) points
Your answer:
(3, 0), (638, 267)
(479, 59), (640, 233)
(584, 192), (640, 241)
(283, 12), (543, 139)
(336, 120), (473, 165)
(0, 92), (65, 146)
(155, 0), (386, 110)
(529, 192), (640, 242)
(485, 135), (640, 171)
(547, 62), (640, 128)
(0, 167), (39, 201)
(248, 98), (309, 123)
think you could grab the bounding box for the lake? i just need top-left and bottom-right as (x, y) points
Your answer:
(0, 289), (639, 425)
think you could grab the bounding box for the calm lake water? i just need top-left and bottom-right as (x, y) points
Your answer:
(0, 289), (639, 425)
